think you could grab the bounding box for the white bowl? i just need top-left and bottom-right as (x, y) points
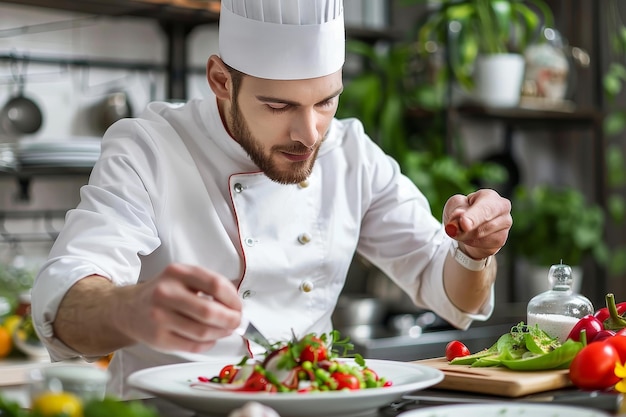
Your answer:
(30, 365), (110, 402)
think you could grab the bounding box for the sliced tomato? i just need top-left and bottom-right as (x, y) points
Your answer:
(218, 364), (239, 383)
(239, 371), (275, 392)
(445, 340), (471, 361)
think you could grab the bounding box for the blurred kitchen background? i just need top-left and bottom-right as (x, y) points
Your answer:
(1, 0), (625, 361)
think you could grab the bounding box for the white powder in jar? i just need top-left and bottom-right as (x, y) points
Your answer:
(527, 313), (581, 342)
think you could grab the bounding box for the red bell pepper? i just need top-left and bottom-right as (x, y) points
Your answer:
(594, 300), (626, 323)
(590, 329), (617, 343)
(567, 314), (603, 342)
(603, 293), (626, 331)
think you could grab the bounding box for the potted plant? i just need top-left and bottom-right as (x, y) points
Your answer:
(410, 0), (554, 106)
(509, 184), (607, 268)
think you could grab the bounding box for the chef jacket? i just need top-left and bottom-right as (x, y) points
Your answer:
(31, 96), (494, 398)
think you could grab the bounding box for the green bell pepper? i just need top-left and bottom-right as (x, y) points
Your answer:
(500, 338), (583, 371)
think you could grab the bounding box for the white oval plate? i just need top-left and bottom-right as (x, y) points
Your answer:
(397, 402), (611, 417)
(128, 358), (444, 417)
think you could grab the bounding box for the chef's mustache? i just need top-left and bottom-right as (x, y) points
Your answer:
(274, 130), (329, 153)
(274, 143), (317, 153)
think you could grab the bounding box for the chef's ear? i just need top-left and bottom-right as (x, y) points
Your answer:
(207, 55), (233, 100)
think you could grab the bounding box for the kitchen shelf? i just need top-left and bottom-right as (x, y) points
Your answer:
(0, 209), (67, 243)
(0, 0), (402, 99)
(0, 0), (402, 41)
(0, 0), (221, 25)
(445, 105), (605, 198)
(408, 106), (603, 127)
(0, 166), (92, 202)
(450, 105), (604, 129)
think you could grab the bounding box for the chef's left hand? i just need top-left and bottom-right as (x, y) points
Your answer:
(442, 188), (512, 260)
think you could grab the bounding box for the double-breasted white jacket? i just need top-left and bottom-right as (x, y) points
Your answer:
(31, 96), (493, 397)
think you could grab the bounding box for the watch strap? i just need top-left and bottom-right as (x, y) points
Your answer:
(451, 245), (492, 271)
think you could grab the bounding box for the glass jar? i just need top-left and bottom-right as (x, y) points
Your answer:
(527, 263), (594, 342)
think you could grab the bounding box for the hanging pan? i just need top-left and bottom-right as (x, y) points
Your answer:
(0, 57), (43, 136)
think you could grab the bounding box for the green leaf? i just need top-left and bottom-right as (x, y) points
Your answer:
(83, 398), (159, 417)
(604, 111), (626, 136)
(608, 194), (626, 224)
(606, 144), (626, 186)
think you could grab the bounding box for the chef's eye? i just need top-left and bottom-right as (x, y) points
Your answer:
(267, 103), (290, 113)
(318, 98), (335, 107)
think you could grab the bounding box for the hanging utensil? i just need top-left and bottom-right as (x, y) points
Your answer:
(0, 56), (43, 136)
(93, 89), (133, 134)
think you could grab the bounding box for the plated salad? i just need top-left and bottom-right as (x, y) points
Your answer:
(192, 331), (392, 393)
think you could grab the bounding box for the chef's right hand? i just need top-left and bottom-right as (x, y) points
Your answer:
(121, 263), (242, 353)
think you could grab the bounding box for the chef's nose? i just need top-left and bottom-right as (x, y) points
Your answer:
(291, 108), (319, 148)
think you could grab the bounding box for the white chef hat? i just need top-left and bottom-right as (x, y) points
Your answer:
(219, 0), (345, 80)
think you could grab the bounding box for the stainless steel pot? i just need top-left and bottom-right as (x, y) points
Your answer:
(93, 90), (133, 133)
(332, 294), (387, 328)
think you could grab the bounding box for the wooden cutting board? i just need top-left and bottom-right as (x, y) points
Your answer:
(415, 357), (572, 397)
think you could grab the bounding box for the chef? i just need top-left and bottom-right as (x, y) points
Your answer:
(31, 0), (512, 398)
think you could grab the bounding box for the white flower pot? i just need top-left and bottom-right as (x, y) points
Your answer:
(473, 53), (525, 107)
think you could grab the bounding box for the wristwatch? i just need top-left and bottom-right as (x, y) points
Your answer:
(451, 244), (492, 271)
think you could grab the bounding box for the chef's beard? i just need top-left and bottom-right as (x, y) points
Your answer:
(229, 100), (323, 185)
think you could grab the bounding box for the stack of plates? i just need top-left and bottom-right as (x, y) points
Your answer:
(18, 137), (101, 168)
(0, 143), (18, 172)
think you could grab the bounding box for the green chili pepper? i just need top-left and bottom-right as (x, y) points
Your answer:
(603, 293), (626, 331)
(500, 339), (583, 371)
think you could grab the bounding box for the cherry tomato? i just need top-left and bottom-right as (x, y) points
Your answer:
(445, 340), (470, 361)
(331, 372), (360, 390)
(239, 371), (275, 392)
(299, 337), (328, 363)
(605, 334), (626, 362)
(218, 364), (239, 383)
(566, 314), (604, 342)
(569, 342), (621, 390)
